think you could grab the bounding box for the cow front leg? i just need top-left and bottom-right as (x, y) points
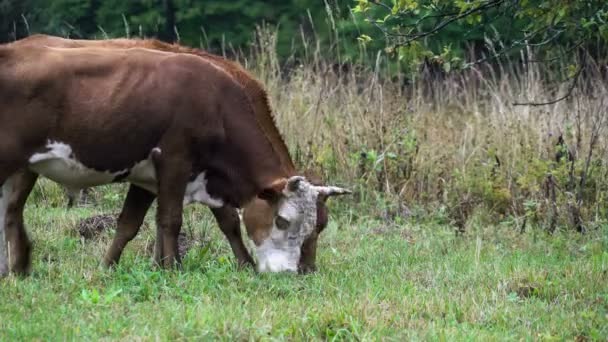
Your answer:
(210, 205), (255, 268)
(155, 158), (190, 268)
(154, 225), (162, 266)
(104, 185), (155, 267)
(3, 169), (38, 275)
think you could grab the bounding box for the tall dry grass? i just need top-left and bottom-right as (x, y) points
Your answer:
(237, 28), (608, 232)
(35, 23), (606, 233)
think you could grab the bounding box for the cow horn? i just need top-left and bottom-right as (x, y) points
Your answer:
(314, 185), (352, 197)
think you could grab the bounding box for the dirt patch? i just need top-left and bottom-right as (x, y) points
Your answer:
(78, 213), (192, 258)
(77, 214), (117, 240)
(503, 279), (542, 300)
(514, 284), (539, 298)
(177, 231), (193, 258)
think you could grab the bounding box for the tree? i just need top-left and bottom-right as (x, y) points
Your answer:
(0, 0), (350, 58)
(159, 0), (176, 43)
(353, 0), (608, 71)
(0, 0), (34, 42)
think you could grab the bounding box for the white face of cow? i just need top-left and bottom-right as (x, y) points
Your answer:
(254, 176), (350, 273)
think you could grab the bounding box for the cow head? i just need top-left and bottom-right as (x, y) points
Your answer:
(242, 176), (350, 273)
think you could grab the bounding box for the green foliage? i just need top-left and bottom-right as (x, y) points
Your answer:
(2, 0), (607, 70)
(354, 0), (608, 70)
(0, 0), (360, 58)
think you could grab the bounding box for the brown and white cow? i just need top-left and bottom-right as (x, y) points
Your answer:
(7, 34), (348, 274)
(0, 41), (349, 276)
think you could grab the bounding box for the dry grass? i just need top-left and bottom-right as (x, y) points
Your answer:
(237, 29), (608, 231)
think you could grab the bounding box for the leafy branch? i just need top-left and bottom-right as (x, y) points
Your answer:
(369, 0), (509, 45)
(353, 0), (608, 105)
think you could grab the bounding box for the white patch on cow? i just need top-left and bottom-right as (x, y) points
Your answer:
(27, 141), (225, 207)
(28, 141), (121, 189)
(255, 176), (319, 273)
(28, 141), (71, 163)
(183, 173), (224, 207)
(0, 176), (14, 276)
(128, 158), (223, 207)
(127, 152), (159, 194)
(127, 152), (223, 207)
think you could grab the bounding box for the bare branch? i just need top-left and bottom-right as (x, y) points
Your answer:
(513, 58), (585, 106)
(463, 23), (556, 67)
(461, 13), (584, 68)
(382, 0), (507, 44)
(370, 0), (393, 13)
(527, 40), (585, 63)
(525, 28), (564, 47)
(392, 7), (464, 30)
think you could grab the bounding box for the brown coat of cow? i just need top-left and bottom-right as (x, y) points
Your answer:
(0, 37), (350, 276)
(0, 44), (284, 268)
(12, 35), (345, 273)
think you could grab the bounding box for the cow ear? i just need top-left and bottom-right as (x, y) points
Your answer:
(286, 176), (306, 192)
(258, 178), (287, 202)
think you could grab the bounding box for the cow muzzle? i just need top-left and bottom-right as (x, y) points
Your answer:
(255, 241), (299, 273)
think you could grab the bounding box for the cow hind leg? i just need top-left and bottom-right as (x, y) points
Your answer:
(3, 170), (38, 275)
(104, 185), (155, 267)
(0, 169), (37, 276)
(155, 156), (190, 268)
(0, 175), (12, 276)
(154, 225), (163, 266)
(210, 205), (255, 268)
(1, 137), (34, 276)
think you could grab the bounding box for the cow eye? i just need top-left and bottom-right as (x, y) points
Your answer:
(275, 216), (290, 230)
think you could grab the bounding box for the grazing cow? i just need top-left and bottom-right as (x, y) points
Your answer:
(6, 34), (350, 274)
(0, 42), (350, 276)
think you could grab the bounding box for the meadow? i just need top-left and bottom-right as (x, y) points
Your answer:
(1, 30), (608, 340)
(0, 179), (606, 340)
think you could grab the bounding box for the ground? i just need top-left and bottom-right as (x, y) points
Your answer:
(0, 182), (606, 340)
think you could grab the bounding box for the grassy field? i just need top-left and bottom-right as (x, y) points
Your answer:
(1, 182), (606, 340)
(1, 30), (607, 340)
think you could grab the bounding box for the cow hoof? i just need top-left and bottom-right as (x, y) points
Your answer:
(298, 264), (317, 274)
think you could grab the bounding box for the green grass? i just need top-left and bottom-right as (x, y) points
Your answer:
(1, 186), (607, 340)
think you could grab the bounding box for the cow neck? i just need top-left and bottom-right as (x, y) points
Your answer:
(208, 102), (286, 208)
(240, 77), (296, 177)
(230, 99), (289, 188)
(139, 39), (298, 177)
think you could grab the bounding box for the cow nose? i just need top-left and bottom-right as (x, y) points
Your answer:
(257, 252), (298, 273)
